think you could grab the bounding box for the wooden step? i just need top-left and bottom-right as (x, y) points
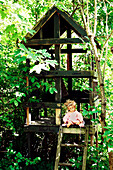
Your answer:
(58, 162), (74, 167)
(61, 143), (86, 147)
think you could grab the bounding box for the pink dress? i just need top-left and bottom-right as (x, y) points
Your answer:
(63, 111), (84, 127)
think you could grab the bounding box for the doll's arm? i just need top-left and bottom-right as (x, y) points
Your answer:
(67, 121), (72, 127)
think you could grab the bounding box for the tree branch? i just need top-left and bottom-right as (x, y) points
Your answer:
(103, 0), (108, 79)
(100, 30), (113, 59)
(94, 0), (97, 36)
(77, 0), (90, 35)
(105, 0), (113, 7)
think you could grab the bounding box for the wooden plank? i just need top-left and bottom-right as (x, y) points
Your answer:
(63, 127), (86, 134)
(24, 125), (59, 133)
(82, 128), (89, 170)
(25, 102), (61, 108)
(26, 107), (30, 125)
(61, 143), (85, 147)
(34, 70), (94, 78)
(48, 48), (88, 54)
(56, 109), (61, 125)
(58, 163), (73, 167)
(26, 59), (30, 125)
(62, 126), (95, 135)
(25, 38), (83, 46)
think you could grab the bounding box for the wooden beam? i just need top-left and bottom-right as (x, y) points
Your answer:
(25, 102), (61, 109)
(34, 70), (94, 78)
(54, 12), (61, 125)
(56, 108), (61, 125)
(61, 143), (85, 147)
(25, 7), (57, 39)
(63, 127), (86, 134)
(67, 29), (72, 95)
(63, 126), (95, 135)
(48, 48), (87, 54)
(24, 125), (59, 133)
(25, 38), (83, 47)
(56, 7), (87, 37)
(26, 59), (30, 125)
(54, 126), (63, 170)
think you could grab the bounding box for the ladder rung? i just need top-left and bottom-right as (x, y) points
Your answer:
(61, 143), (86, 147)
(58, 162), (74, 166)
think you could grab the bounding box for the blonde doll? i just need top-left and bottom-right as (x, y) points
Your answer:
(62, 99), (84, 128)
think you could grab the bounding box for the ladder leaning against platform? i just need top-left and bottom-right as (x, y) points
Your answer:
(54, 125), (89, 170)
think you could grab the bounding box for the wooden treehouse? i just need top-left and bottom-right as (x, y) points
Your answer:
(23, 6), (99, 170)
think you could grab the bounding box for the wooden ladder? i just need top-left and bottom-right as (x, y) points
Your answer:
(54, 126), (89, 170)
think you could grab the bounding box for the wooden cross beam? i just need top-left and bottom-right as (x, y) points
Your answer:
(24, 38), (83, 46)
(48, 48), (87, 54)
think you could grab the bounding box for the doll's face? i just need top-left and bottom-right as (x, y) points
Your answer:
(67, 105), (75, 112)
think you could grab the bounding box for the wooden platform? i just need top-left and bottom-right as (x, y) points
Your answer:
(24, 119), (98, 135)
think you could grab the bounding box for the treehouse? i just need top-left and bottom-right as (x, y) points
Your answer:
(23, 6), (99, 169)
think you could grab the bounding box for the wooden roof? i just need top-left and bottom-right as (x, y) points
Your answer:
(24, 6), (88, 49)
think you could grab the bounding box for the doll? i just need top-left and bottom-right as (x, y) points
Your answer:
(62, 99), (84, 128)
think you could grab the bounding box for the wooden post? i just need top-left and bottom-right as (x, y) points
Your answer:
(26, 59), (30, 125)
(77, 103), (80, 112)
(54, 12), (61, 125)
(56, 108), (61, 125)
(54, 126), (63, 170)
(27, 133), (31, 158)
(95, 130), (98, 148)
(89, 77), (94, 145)
(82, 127), (89, 170)
(67, 29), (72, 95)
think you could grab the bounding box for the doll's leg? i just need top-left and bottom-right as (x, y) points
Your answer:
(67, 121), (72, 127)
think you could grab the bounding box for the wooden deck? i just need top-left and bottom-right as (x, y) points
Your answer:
(24, 118), (98, 134)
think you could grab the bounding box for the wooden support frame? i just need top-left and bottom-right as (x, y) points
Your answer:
(82, 127), (89, 170)
(56, 108), (61, 125)
(54, 126), (63, 170)
(34, 70), (94, 78)
(25, 38), (83, 47)
(67, 29), (72, 95)
(54, 12), (62, 125)
(89, 77), (94, 146)
(48, 48), (88, 54)
(26, 59), (30, 125)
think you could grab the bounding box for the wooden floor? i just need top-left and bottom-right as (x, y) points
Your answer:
(24, 118), (98, 134)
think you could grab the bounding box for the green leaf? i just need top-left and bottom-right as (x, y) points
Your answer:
(28, 29), (36, 35)
(14, 100), (18, 107)
(19, 43), (28, 52)
(31, 77), (35, 83)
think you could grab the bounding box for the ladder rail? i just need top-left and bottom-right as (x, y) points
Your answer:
(54, 126), (89, 170)
(82, 127), (89, 170)
(54, 126), (63, 170)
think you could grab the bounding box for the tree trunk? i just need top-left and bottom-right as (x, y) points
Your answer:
(89, 35), (106, 130)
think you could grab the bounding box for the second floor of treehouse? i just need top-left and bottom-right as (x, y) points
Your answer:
(23, 6), (98, 104)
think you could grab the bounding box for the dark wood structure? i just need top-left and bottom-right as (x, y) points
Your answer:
(23, 6), (99, 169)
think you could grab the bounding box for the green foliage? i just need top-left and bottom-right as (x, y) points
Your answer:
(69, 143), (109, 170)
(0, 147), (41, 169)
(103, 116), (113, 149)
(0, 0), (113, 169)
(86, 144), (109, 170)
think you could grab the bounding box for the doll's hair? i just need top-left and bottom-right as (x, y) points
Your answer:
(63, 99), (76, 108)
